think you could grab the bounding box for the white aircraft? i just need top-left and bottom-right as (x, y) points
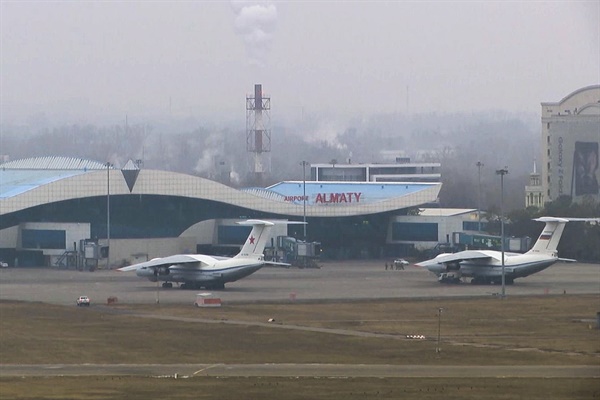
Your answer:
(416, 217), (599, 284)
(118, 219), (301, 289)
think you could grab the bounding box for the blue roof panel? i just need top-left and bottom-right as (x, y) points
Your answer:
(0, 170), (91, 199)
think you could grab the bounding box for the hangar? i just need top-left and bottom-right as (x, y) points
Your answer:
(0, 157), (441, 267)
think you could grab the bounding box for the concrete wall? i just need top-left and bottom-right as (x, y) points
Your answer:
(18, 222), (90, 256)
(388, 213), (475, 251)
(180, 219), (217, 245)
(0, 226), (19, 248)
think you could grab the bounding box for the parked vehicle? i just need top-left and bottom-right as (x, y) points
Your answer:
(76, 296), (90, 306)
(393, 259), (409, 270)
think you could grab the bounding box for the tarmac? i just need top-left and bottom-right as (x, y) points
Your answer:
(0, 259), (598, 306)
(1, 260), (599, 380)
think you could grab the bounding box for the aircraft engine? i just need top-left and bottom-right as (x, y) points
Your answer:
(446, 261), (461, 271)
(151, 267), (170, 277)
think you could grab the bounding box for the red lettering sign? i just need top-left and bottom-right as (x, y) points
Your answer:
(314, 192), (362, 204)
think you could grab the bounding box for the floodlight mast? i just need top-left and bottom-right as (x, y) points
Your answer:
(476, 161), (484, 232)
(496, 167), (509, 298)
(106, 162), (112, 270)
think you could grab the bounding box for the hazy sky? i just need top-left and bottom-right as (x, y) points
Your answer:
(1, 1), (599, 126)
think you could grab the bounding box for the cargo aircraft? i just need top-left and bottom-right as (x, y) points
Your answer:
(416, 217), (599, 284)
(118, 219), (301, 289)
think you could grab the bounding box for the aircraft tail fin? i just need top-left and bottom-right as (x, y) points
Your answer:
(234, 220), (275, 260)
(526, 217), (600, 255)
(234, 219), (307, 260)
(526, 217), (568, 255)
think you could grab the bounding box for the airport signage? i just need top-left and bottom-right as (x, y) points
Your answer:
(284, 195), (309, 202)
(315, 192), (362, 204)
(283, 192), (364, 204)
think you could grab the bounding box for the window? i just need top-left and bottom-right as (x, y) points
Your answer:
(218, 225), (252, 245)
(21, 229), (66, 249)
(392, 222), (437, 241)
(463, 221), (486, 231)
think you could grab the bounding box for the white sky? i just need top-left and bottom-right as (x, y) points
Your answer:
(1, 1), (599, 125)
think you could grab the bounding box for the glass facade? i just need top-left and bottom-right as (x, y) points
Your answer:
(391, 222), (438, 241)
(218, 225), (252, 245)
(463, 221), (487, 231)
(22, 229), (66, 249)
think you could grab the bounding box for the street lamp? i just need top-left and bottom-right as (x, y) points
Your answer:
(105, 162), (112, 270)
(495, 167), (509, 298)
(476, 161), (484, 232)
(300, 161), (308, 241)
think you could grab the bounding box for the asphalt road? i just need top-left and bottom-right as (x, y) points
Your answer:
(0, 260), (598, 306)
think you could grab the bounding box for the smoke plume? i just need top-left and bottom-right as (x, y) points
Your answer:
(231, 1), (278, 66)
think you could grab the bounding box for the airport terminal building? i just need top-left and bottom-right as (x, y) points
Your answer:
(0, 157), (446, 267)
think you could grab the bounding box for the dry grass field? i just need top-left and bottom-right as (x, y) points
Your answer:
(1, 295), (599, 399)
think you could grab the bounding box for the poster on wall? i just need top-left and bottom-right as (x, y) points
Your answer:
(572, 141), (599, 197)
(551, 121), (600, 202)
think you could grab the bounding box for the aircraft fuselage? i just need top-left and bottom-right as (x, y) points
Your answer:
(425, 253), (558, 282)
(136, 260), (263, 288)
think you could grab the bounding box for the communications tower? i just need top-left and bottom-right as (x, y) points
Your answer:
(246, 84), (271, 185)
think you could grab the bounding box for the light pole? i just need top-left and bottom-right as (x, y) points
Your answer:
(436, 307), (444, 354)
(106, 162), (112, 270)
(476, 161), (484, 232)
(495, 167), (508, 298)
(300, 161), (308, 241)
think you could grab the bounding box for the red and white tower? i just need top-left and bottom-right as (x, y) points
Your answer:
(246, 84), (271, 185)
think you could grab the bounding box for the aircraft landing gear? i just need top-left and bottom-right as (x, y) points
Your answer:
(438, 273), (461, 284)
(162, 282), (173, 288)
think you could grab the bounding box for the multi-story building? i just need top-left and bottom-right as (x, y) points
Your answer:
(310, 161), (441, 183)
(541, 85), (600, 204)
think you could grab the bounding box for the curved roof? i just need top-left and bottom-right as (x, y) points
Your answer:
(557, 85), (600, 105)
(1, 157), (441, 219)
(1, 156), (108, 170)
(541, 84), (600, 106)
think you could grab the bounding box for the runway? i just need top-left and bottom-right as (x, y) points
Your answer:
(1, 363), (598, 378)
(0, 260), (598, 306)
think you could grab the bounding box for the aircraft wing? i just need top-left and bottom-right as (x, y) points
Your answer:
(264, 260), (293, 268)
(417, 250), (497, 267)
(118, 254), (205, 271)
(558, 257), (577, 263)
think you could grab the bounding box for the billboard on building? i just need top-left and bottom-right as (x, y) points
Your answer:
(550, 121), (599, 202)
